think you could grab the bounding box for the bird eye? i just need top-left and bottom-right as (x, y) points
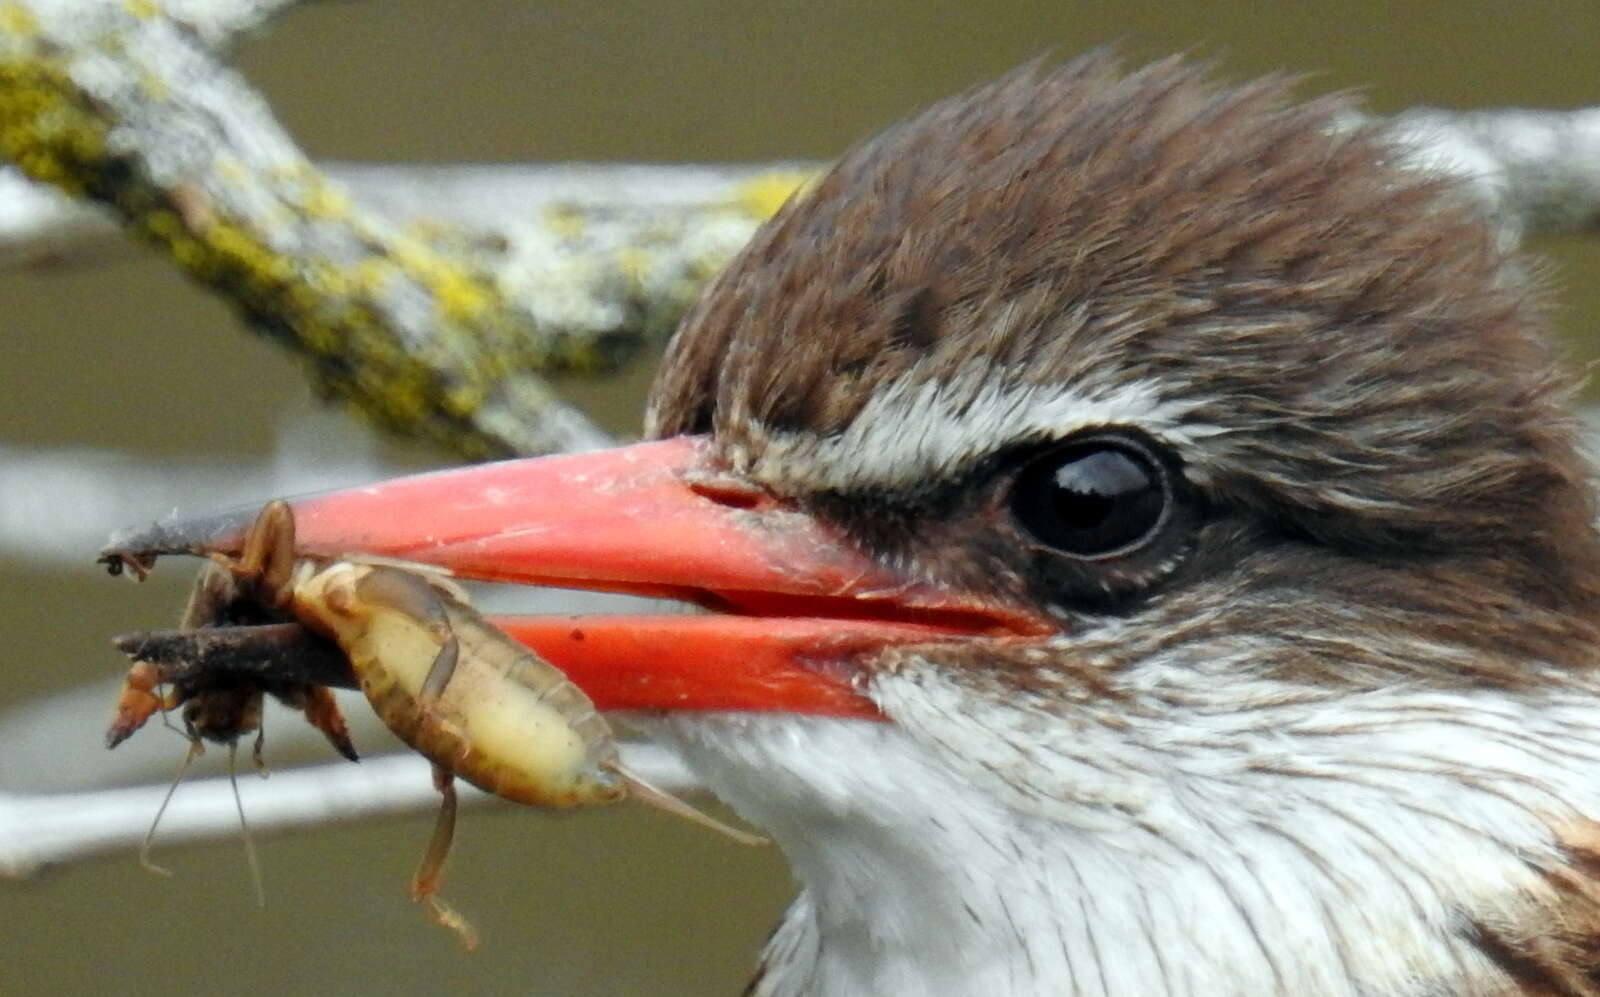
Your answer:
(1009, 438), (1169, 558)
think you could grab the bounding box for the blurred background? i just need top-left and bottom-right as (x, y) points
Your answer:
(4, 1), (1599, 993)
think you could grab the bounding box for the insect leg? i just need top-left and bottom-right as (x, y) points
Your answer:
(409, 763), (480, 951)
(224, 499), (298, 603)
(419, 633), (461, 708)
(297, 685), (359, 762)
(177, 558), (237, 630)
(351, 567), (460, 706)
(252, 724), (267, 774)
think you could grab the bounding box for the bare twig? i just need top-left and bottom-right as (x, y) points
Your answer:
(1381, 106), (1600, 243)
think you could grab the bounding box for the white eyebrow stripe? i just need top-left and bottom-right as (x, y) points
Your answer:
(741, 368), (1219, 492)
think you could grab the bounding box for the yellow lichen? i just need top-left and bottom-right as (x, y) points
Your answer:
(214, 154), (249, 184)
(300, 179), (353, 221)
(0, 2), (38, 37)
(387, 238), (500, 324)
(543, 203), (587, 239)
(307, 265), (356, 299)
(729, 170), (816, 220)
(441, 381), (487, 414)
(199, 220), (294, 287)
(297, 317), (342, 355)
(433, 268), (493, 322)
(614, 246), (652, 286)
(0, 44), (639, 457)
(136, 70), (169, 101)
(345, 258), (385, 295)
(123, 0), (160, 19)
(0, 62), (111, 194)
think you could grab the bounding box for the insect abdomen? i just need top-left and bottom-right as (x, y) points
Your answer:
(331, 569), (625, 808)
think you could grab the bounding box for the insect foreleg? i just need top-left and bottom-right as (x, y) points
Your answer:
(178, 559), (238, 630)
(294, 685), (359, 762)
(223, 499), (298, 603)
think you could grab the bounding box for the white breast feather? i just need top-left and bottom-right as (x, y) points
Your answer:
(634, 655), (1600, 997)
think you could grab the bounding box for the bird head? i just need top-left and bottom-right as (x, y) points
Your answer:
(112, 55), (1600, 995)
(649, 57), (1600, 995)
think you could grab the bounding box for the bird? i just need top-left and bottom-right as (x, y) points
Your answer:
(116, 53), (1600, 995)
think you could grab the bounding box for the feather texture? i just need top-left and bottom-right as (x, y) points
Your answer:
(643, 53), (1600, 995)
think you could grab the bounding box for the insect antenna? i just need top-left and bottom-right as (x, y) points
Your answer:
(611, 764), (768, 847)
(139, 737), (203, 877)
(226, 740), (267, 908)
(156, 708), (184, 737)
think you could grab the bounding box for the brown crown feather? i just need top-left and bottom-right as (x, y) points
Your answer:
(648, 52), (1600, 673)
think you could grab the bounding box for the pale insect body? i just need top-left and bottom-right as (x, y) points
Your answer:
(285, 556), (635, 949)
(284, 546), (762, 948)
(289, 559), (626, 808)
(106, 500), (762, 950)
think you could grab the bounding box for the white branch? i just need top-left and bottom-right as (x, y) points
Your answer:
(0, 166), (112, 266)
(0, 160), (818, 270)
(4, 110), (1596, 275)
(0, 742), (699, 879)
(0, 408), (400, 569)
(6, 107), (1600, 273)
(1382, 106), (1600, 243)
(135, 0), (305, 47)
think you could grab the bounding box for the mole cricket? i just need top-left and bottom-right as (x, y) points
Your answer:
(104, 499), (761, 949)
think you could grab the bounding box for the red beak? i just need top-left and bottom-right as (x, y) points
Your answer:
(105, 436), (1050, 719)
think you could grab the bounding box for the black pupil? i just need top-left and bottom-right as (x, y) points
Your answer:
(1012, 443), (1165, 556)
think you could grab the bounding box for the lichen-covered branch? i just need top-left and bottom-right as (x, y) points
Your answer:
(3, 2), (1598, 463)
(0, 0), (811, 457)
(0, 161), (823, 272)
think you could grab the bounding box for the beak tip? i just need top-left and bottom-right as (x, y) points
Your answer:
(99, 508), (256, 574)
